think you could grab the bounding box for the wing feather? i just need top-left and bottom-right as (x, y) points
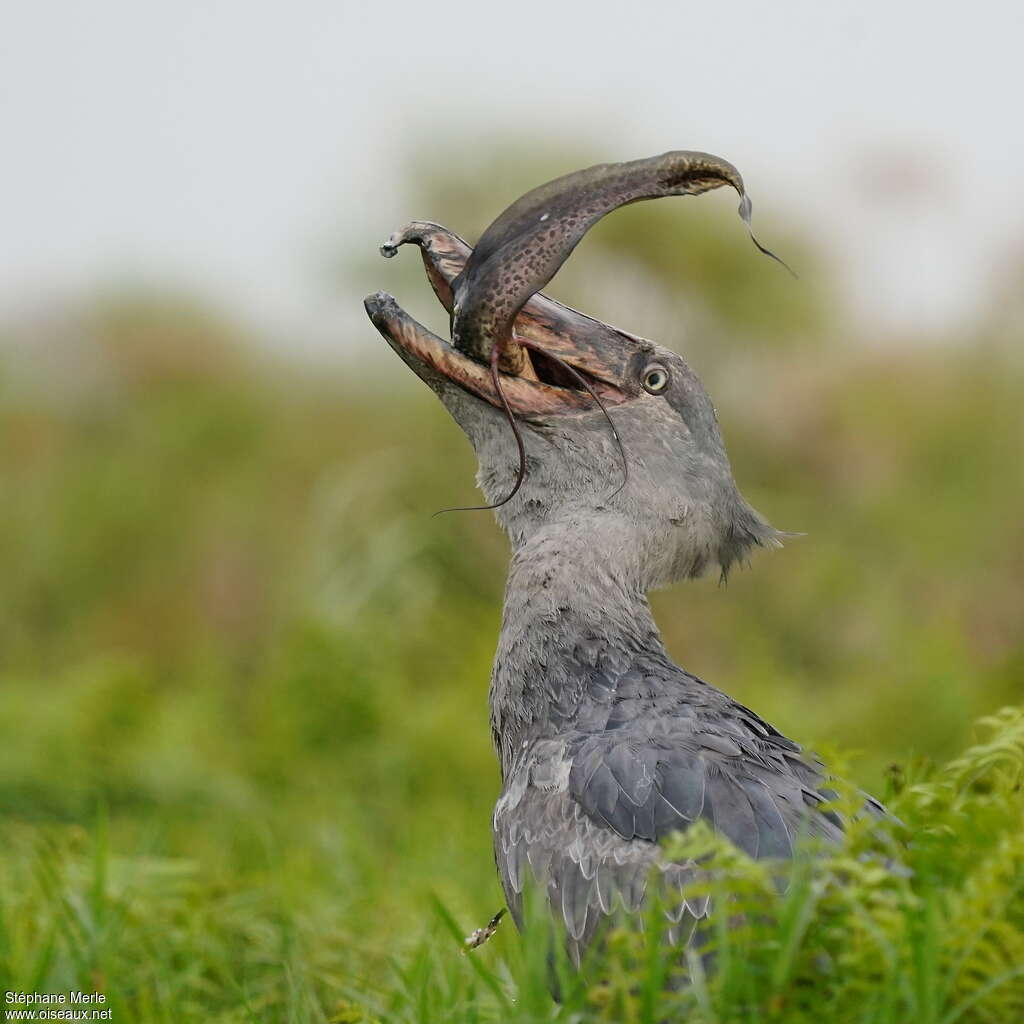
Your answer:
(492, 659), (880, 964)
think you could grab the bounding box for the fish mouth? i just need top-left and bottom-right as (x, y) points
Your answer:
(365, 221), (644, 418)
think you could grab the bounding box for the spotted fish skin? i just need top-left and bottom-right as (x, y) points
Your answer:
(451, 151), (751, 372)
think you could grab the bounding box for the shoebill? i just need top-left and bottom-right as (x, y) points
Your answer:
(365, 151), (883, 963)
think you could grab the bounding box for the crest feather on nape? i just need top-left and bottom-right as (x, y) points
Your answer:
(717, 502), (787, 582)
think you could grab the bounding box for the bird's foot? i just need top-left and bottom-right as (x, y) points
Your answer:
(462, 907), (507, 953)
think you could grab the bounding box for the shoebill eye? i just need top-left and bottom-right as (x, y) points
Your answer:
(642, 364), (670, 394)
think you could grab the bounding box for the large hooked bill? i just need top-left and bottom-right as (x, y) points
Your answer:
(366, 149), (792, 419)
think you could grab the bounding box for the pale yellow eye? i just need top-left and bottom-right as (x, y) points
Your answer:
(642, 365), (670, 394)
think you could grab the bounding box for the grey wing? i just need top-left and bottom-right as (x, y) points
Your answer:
(493, 759), (705, 965)
(564, 663), (849, 859)
(493, 704), (846, 959)
(567, 716), (844, 861)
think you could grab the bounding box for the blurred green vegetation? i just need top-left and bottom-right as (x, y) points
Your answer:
(1, 149), (1022, 1019)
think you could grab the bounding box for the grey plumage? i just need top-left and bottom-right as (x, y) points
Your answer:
(486, 528), (851, 963)
(365, 152), (884, 968)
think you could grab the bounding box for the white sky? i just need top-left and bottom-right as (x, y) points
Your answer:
(2, 1), (1022, 351)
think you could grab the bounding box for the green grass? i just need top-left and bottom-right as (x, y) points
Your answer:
(2, 709), (1021, 1022)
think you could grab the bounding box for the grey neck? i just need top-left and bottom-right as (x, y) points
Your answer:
(488, 515), (668, 778)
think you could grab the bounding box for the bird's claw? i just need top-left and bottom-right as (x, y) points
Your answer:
(462, 907), (507, 953)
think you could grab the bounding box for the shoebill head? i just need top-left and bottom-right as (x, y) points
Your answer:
(366, 151), (786, 588)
